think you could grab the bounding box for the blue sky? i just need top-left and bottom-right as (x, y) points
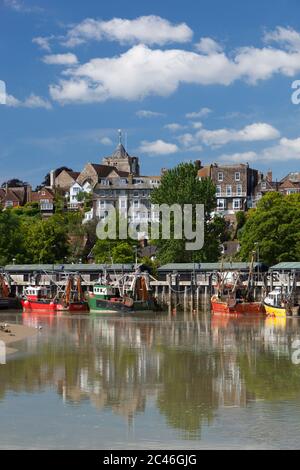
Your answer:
(1, 0), (300, 186)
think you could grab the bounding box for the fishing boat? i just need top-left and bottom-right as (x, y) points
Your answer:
(211, 259), (265, 316)
(88, 269), (159, 314)
(264, 288), (299, 318)
(0, 273), (19, 310)
(21, 274), (88, 313)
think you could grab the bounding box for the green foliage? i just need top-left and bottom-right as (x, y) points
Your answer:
(11, 202), (41, 218)
(236, 211), (247, 230)
(0, 211), (24, 265)
(150, 162), (225, 263)
(22, 215), (70, 264)
(239, 192), (300, 265)
(92, 239), (135, 264)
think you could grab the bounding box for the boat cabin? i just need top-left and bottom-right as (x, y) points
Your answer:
(92, 284), (119, 299)
(25, 286), (51, 301)
(265, 289), (285, 307)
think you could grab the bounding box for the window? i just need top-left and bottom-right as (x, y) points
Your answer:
(133, 191), (139, 198)
(217, 199), (225, 210)
(235, 172), (241, 181)
(133, 200), (139, 208)
(73, 187), (80, 194)
(216, 185), (221, 196)
(233, 199), (241, 210)
(218, 172), (223, 182)
(236, 184), (242, 195)
(226, 185), (232, 196)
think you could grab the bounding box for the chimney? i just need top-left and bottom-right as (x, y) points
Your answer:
(50, 170), (55, 189)
(194, 160), (202, 170)
(27, 185), (32, 203)
(266, 170), (273, 183)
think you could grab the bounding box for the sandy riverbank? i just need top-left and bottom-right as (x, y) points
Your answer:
(0, 323), (37, 350)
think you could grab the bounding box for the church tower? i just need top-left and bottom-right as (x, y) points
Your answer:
(102, 130), (140, 176)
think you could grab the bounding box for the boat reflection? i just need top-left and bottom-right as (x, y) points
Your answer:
(1, 311), (300, 440)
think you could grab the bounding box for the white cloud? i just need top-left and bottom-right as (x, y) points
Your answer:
(32, 36), (53, 52)
(218, 136), (300, 163)
(177, 133), (197, 148)
(164, 123), (187, 132)
(186, 107), (212, 119)
(136, 110), (165, 118)
(100, 137), (113, 146)
(4, 0), (42, 13)
(195, 37), (223, 54)
(264, 26), (300, 52)
(191, 121), (203, 129)
(42, 53), (78, 65)
(63, 15), (193, 47)
(5, 93), (52, 109)
(197, 122), (280, 146)
(49, 27), (300, 105)
(139, 139), (179, 155)
(218, 151), (258, 163)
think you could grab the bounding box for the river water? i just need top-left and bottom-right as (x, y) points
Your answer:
(1, 310), (300, 449)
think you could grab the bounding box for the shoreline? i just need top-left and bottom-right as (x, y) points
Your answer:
(0, 323), (37, 351)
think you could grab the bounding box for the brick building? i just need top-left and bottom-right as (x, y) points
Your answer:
(198, 162), (259, 220)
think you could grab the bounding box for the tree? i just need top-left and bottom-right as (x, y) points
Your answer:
(239, 192), (300, 265)
(1, 179), (28, 188)
(0, 211), (24, 265)
(22, 215), (69, 263)
(150, 162), (225, 263)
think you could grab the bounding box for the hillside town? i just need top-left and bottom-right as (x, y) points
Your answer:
(1, 132), (299, 225)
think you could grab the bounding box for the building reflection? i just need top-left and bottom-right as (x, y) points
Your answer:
(1, 312), (300, 439)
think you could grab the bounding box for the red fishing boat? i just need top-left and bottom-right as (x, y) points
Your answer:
(21, 275), (88, 313)
(211, 259), (265, 316)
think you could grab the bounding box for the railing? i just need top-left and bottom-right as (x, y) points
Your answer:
(216, 192), (246, 198)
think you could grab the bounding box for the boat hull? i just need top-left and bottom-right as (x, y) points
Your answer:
(211, 299), (265, 315)
(88, 296), (156, 314)
(21, 299), (89, 313)
(264, 302), (287, 318)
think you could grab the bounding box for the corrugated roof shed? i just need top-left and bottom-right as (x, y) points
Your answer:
(4, 264), (136, 272)
(158, 262), (263, 272)
(270, 262), (300, 270)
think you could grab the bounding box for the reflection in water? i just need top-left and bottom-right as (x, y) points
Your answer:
(1, 311), (300, 447)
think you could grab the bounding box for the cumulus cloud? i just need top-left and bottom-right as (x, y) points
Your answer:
(198, 122), (280, 146)
(164, 123), (187, 132)
(32, 36), (53, 51)
(100, 137), (113, 146)
(218, 151), (258, 163)
(5, 93), (52, 109)
(218, 136), (300, 163)
(195, 37), (223, 54)
(47, 26), (300, 105)
(186, 107), (212, 119)
(42, 53), (78, 65)
(264, 26), (300, 52)
(139, 139), (179, 155)
(136, 110), (165, 118)
(63, 15), (193, 47)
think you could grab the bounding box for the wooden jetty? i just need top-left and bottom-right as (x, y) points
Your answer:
(1, 262), (300, 311)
